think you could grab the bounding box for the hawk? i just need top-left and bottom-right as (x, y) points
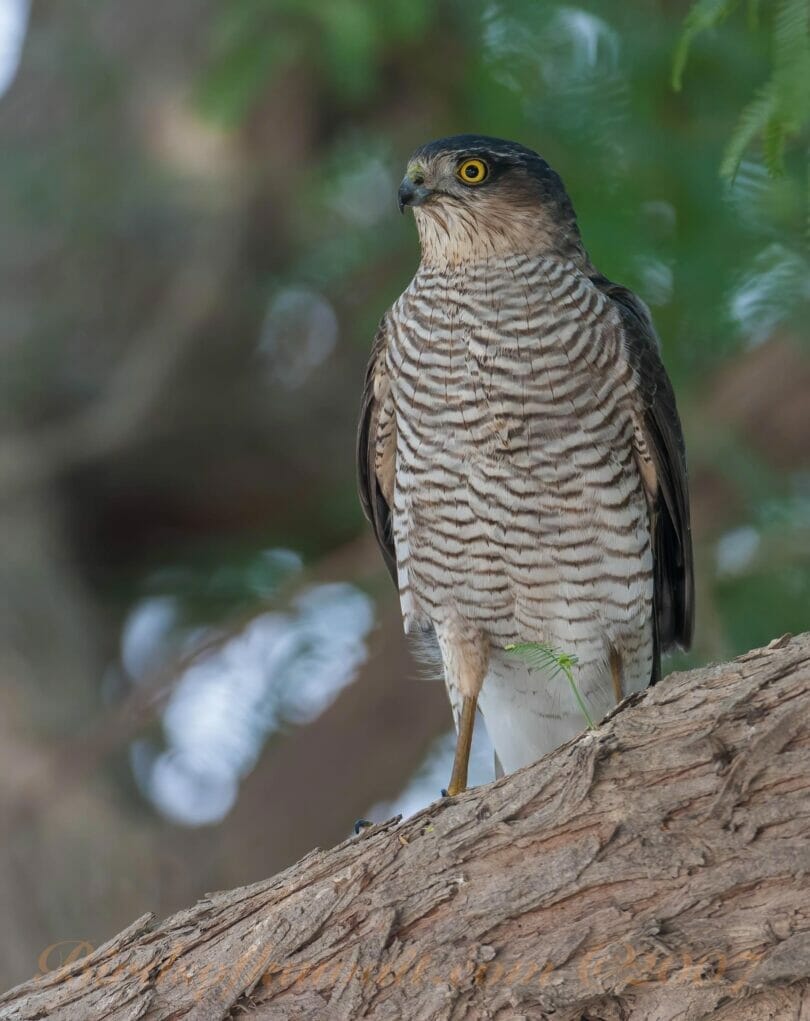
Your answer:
(357, 135), (693, 795)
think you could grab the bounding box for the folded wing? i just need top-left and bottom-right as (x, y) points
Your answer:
(356, 316), (397, 582)
(592, 275), (695, 666)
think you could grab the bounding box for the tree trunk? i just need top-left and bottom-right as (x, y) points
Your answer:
(3, 633), (810, 1021)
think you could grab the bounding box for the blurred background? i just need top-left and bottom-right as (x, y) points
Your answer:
(1, 0), (809, 990)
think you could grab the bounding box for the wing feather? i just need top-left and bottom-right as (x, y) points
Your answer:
(356, 316), (397, 582)
(592, 274), (695, 659)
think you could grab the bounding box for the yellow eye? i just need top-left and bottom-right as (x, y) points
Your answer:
(456, 158), (488, 185)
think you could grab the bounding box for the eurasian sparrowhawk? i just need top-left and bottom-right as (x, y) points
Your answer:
(357, 135), (694, 795)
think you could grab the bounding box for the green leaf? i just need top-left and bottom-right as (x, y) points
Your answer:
(673, 0), (741, 90)
(721, 83), (779, 181)
(676, 0), (810, 196)
(772, 0), (809, 83)
(505, 642), (595, 729)
(762, 115), (787, 176)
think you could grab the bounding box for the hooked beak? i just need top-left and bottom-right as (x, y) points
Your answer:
(398, 176), (432, 214)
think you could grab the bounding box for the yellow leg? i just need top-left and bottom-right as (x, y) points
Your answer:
(610, 647), (623, 703)
(446, 695), (477, 796)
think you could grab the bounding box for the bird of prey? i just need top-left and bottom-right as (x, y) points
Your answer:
(357, 135), (693, 795)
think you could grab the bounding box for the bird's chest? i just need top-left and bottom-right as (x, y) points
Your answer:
(388, 262), (614, 473)
(386, 260), (650, 645)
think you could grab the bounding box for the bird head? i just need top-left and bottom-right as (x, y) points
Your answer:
(398, 135), (586, 267)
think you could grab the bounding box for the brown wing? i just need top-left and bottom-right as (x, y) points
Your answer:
(592, 274), (695, 669)
(356, 316), (397, 583)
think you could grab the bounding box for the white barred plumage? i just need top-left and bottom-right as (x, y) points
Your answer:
(357, 135), (693, 792)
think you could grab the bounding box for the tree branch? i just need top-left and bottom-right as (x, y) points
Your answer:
(3, 633), (810, 1020)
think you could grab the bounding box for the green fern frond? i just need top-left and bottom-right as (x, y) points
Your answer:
(677, 0), (810, 194)
(721, 84), (780, 181)
(773, 0), (809, 78)
(506, 641), (575, 675)
(505, 642), (595, 729)
(672, 0), (741, 90)
(772, 0), (810, 130)
(762, 115), (787, 176)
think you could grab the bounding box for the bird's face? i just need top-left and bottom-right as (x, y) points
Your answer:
(398, 134), (582, 267)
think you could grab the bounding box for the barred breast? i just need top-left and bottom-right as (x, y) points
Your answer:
(387, 252), (654, 769)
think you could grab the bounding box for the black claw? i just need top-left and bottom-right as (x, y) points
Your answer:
(354, 819), (372, 834)
(440, 788), (449, 798)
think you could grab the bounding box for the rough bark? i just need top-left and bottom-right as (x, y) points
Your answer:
(2, 632), (810, 1021)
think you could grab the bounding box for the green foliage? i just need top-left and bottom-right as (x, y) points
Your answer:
(674, 0), (743, 90)
(197, 3), (298, 126)
(716, 565), (810, 651)
(184, 0), (810, 665)
(197, 0), (433, 125)
(672, 0), (744, 92)
(505, 643), (595, 728)
(675, 0), (810, 181)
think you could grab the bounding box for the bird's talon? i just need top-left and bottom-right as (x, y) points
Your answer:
(354, 819), (373, 834)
